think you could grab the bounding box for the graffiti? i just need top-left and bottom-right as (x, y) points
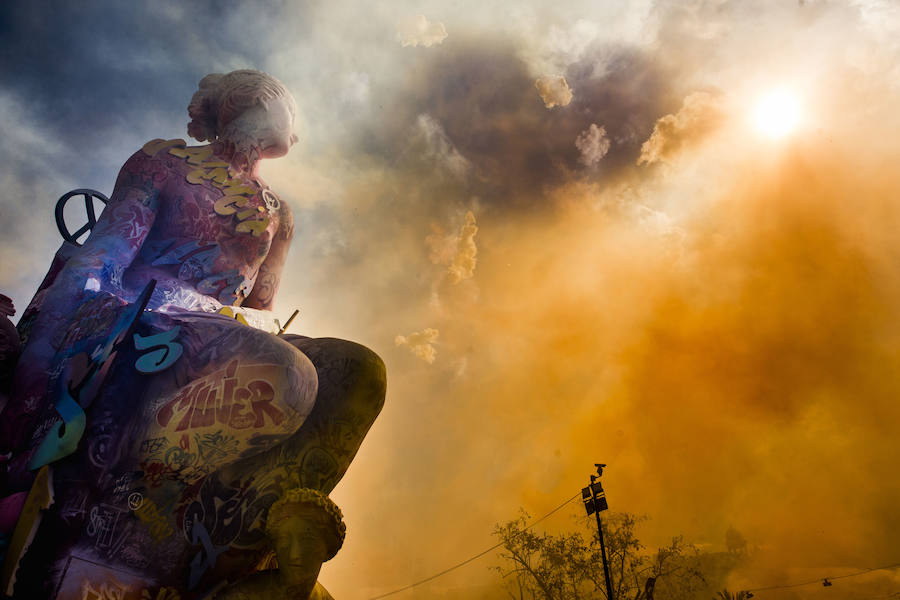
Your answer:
(139, 461), (181, 488)
(127, 492), (143, 511)
(86, 504), (123, 548)
(141, 587), (181, 600)
(141, 138), (184, 157)
(30, 280), (155, 470)
(155, 360), (286, 433)
(217, 306), (249, 326)
(113, 473), (136, 494)
(183, 472), (277, 550)
(187, 519), (228, 589)
(81, 579), (128, 600)
(59, 490), (88, 525)
(139, 437), (167, 457)
(146, 239), (249, 304)
(197, 269), (248, 305)
(133, 497), (174, 541)
(87, 412), (119, 469)
(194, 430), (239, 463)
(300, 447), (341, 491)
(168, 144), (271, 237)
(54, 295), (122, 349)
(133, 326), (183, 373)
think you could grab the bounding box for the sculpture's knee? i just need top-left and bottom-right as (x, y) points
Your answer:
(276, 339), (320, 427)
(321, 338), (386, 425)
(239, 328), (319, 432)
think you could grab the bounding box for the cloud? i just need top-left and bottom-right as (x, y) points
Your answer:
(411, 114), (471, 179)
(427, 211), (479, 284)
(397, 15), (448, 48)
(637, 91), (723, 165)
(394, 328), (440, 363)
(575, 123), (611, 166)
(535, 75), (574, 108)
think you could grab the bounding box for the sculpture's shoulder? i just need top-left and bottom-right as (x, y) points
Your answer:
(110, 139), (187, 193)
(139, 138), (188, 159)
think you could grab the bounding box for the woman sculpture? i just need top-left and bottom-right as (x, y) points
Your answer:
(0, 70), (385, 600)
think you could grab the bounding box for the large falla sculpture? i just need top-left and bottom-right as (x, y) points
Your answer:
(0, 70), (386, 599)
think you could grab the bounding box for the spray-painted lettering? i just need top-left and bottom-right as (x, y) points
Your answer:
(155, 360), (286, 433)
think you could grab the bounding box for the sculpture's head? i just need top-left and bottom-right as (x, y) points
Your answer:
(187, 69), (299, 173)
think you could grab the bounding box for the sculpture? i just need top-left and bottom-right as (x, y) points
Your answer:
(0, 70), (386, 599)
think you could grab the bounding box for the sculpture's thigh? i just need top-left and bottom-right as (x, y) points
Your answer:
(132, 315), (319, 483)
(216, 336), (386, 497)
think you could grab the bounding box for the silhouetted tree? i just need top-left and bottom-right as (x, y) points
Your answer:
(715, 589), (752, 600)
(492, 512), (707, 600)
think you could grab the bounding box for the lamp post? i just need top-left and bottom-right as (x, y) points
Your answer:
(582, 464), (614, 600)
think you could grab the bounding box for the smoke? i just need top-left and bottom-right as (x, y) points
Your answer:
(395, 328), (440, 364)
(575, 123), (611, 166)
(4, 1), (900, 599)
(535, 75), (574, 108)
(637, 91), (723, 165)
(397, 15), (448, 48)
(427, 211), (479, 284)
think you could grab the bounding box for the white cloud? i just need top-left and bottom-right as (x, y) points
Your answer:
(395, 328), (440, 363)
(397, 15), (448, 48)
(426, 211), (478, 283)
(575, 123), (611, 166)
(535, 76), (573, 109)
(413, 114), (471, 179)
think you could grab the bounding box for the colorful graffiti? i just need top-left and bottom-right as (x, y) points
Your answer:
(0, 70), (385, 599)
(154, 360), (287, 434)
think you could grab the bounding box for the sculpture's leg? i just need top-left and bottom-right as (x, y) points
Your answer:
(273, 336), (387, 493)
(211, 337), (386, 598)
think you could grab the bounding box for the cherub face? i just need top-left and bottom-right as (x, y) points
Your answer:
(226, 96), (298, 160)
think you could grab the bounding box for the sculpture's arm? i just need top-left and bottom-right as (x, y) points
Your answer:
(53, 149), (167, 302)
(18, 148), (166, 365)
(242, 203), (294, 311)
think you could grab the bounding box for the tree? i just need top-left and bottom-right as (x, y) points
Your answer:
(492, 512), (707, 600)
(714, 590), (752, 600)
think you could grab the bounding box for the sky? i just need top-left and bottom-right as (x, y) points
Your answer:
(3, 1), (900, 598)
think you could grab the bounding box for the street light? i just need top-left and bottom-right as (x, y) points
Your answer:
(582, 464), (614, 600)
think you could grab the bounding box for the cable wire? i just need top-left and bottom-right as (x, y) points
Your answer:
(368, 491), (582, 600)
(367, 493), (900, 600)
(748, 561), (900, 593)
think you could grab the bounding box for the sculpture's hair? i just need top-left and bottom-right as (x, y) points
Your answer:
(187, 69), (296, 142)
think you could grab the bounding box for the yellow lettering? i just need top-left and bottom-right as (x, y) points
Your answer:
(235, 217), (270, 237)
(235, 208), (259, 220)
(214, 195), (250, 216)
(142, 138), (185, 156)
(219, 183), (256, 196)
(205, 167), (229, 184)
(186, 168), (208, 185)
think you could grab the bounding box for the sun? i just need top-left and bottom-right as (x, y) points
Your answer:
(752, 89), (802, 139)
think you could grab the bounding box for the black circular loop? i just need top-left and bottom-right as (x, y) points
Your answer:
(55, 189), (109, 246)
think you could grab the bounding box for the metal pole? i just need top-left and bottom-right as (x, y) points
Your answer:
(592, 475), (615, 600)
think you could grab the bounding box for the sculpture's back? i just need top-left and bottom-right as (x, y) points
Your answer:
(0, 70), (386, 600)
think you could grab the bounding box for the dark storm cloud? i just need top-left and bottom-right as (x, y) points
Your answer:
(356, 33), (678, 212)
(0, 1), (313, 172)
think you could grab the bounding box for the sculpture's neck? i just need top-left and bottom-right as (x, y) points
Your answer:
(211, 139), (262, 178)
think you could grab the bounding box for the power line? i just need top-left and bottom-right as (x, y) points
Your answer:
(747, 562), (900, 593)
(368, 492), (582, 600)
(366, 489), (900, 600)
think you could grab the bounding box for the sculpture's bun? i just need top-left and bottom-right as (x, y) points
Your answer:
(187, 73), (224, 142)
(187, 70), (296, 146)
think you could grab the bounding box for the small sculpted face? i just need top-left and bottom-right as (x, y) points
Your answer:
(226, 96), (298, 160)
